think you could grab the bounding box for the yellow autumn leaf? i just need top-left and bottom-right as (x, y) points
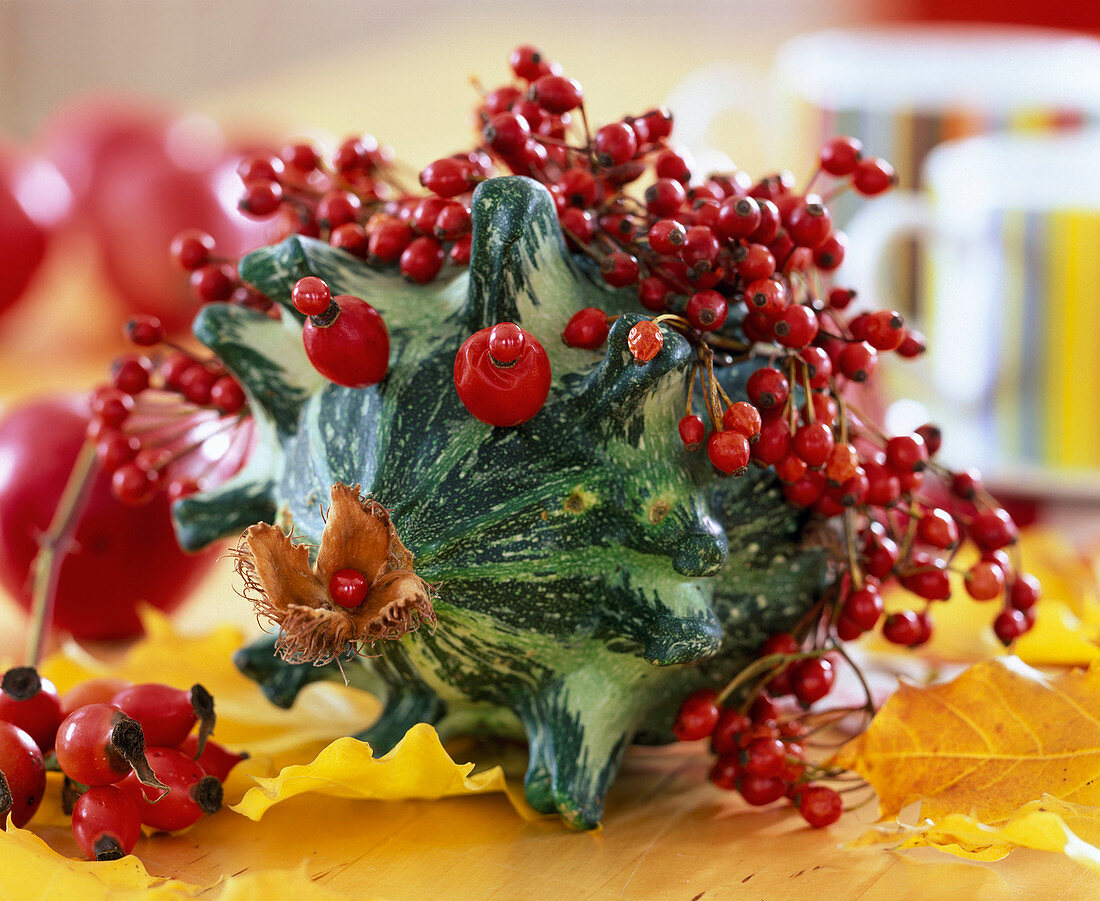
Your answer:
(834, 656), (1100, 823)
(851, 796), (1100, 871)
(0, 824), (198, 899)
(232, 722), (538, 821)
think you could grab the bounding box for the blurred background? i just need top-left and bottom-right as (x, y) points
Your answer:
(0, 0), (1098, 650)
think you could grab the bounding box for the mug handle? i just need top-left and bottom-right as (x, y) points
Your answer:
(837, 191), (932, 316)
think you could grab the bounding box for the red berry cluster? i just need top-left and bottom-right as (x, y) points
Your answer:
(91, 315), (254, 506)
(0, 667), (243, 859)
(673, 681), (845, 828)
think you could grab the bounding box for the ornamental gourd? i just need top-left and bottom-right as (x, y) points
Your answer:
(172, 176), (827, 830)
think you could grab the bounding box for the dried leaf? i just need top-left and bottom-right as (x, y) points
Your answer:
(850, 795), (1100, 870)
(834, 657), (1100, 824)
(232, 722), (538, 822)
(234, 483), (435, 664)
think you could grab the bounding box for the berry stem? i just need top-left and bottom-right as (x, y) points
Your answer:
(24, 440), (98, 667)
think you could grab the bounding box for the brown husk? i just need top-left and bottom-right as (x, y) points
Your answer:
(233, 483), (436, 665)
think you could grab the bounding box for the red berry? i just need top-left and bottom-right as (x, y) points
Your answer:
(111, 355), (152, 396)
(419, 158), (475, 198)
(647, 218), (687, 254)
(743, 737), (787, 778)
(722, 402), (761, 442)
(685, 290), (728, 331)
(119, 747), (222, 832)
(917, 507), (960, 549)
(111, 683), (214, 751)
(707, 430), (750, 476)
(838, 341), (877, 382)
(124, 315), (165, 347)
(54, 704), (167, 791)
(110, 462), (159, 507)
(820, 136), (863, 176)
(885, 434), (928, 473)
(786, 200), (832, 248)
(317, 190), (360, 229)
(862, 531), (900, 580)
(0, 667), (63, 753)
(454, 323), (551, 427)
(303, 295), (390, 388)
(709, 754), (742, 790)
(751, 416), (792, 466)
(791, 658), (834, 705)
(773, 304), (819, 349)
(483, 111), (532, 155)
(993, 608), (1030, 645)
(897, 330), (927, 358)
(72, 785), (142, 859)
(1009, 573), (1041, 611)
(743, 278), (787, 316)
(679, 226), (720, 273)
(329, 567), (370, 608)
(529, 75), (583, 114)
(672, 689), (720, 741)
(593, 122), (637, 168)
(738, 773), (786, 806)
(970, 508), (1018, 552)
(853, 157), (897, 196)
(859, 309), (907, 351)
(627, 320), (664, 363)
(400, 236), (445, 284)
(509, 45), (553, 81)
(367, 216), (413, 263)
(238, 180), (282, 217)
(883, 610), (923, 646)
(901, 559), (951, 601)
(711, 708), (753, 755)
(965, 560), (1006, 601)
(654, 149), (691, 183)
(178, 735), (247, 782)
(170, 229), (215, 272)
(210, 377), (246, 415)
(792, 422), (835, 468)
(178, 364), (217, 406)
(746, 367), (789, 413)
(951, 468), (983, 500)
(600, 251), (639, 288)
(736, 244), (776, 282)
(291, 276), (332, 317)
(562, 308), (609, 349)
(844, 586), (884, 631)
(678, 414), (705, 451)
(190, 263), (235, 303)
(915, 423), (942, 456)
(813, 232), (847, 270)
(0, 721), (45, 828)
(749, 199), (782, 243)
(797, 784), (844, 827)
(716, 196), (761, 240)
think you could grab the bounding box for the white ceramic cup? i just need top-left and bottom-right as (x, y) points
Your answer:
(771, 25), (1100, 324)
(841, 130), (1100, 491)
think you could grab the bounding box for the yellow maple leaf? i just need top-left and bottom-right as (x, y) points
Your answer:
(850, 795), (1100, 871)
(834, 656), (1100, 824)
(232, 723), (538, 822)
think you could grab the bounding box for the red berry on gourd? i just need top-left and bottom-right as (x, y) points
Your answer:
(627, 320), (664, 363)
(302, 292), (390, 388)
(72, 785), (142, 860)
(454, 322), (551, 427)
(0, 667), (63, 753)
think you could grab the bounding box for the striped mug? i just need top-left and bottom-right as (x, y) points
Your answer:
(841, 130), (1100, 490)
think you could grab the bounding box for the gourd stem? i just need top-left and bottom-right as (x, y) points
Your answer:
(24, 440), (98, 667)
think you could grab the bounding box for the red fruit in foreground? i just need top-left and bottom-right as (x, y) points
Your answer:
(72, 785), (142, 860)
(454, 323), (552, 427)
(54, 704), (166, 791)
(120, 747), (223, 832)
(303, 295), (391, 388)
(0, 721), (45, 828)
(797, 784), (844, 827)
(111, 682), (214, 750)
(0, 396), (218, 639)
(0, 667), (63, 753)
(179, 734), (248, 782)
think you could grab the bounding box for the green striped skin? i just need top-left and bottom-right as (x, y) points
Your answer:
(175, 177), (828, 829)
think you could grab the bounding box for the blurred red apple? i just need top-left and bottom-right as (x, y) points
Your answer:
(37, 95), (270, 330)
(0, 142), (56, 316)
